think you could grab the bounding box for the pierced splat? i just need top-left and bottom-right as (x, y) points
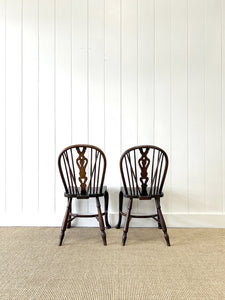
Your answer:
(76, 147), (88, 194)
(138, 148), (150, 195)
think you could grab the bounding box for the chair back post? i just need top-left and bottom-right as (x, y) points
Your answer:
(158, 149), (168, 193)
(58, 154), (69, 194)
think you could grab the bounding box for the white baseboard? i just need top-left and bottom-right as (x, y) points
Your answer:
(110, 213), (225, 228)
(0, 212), (225, 227)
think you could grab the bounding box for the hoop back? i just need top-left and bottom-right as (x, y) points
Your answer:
(58, 145), (106, 196)
(120, 145), (168, 197)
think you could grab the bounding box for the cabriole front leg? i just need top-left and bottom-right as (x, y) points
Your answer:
(115, 191), (124, 229)
(104, 190), (111, 229)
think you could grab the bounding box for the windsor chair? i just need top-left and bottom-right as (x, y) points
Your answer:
(115, 145), (170, 246)
(58, 144), (111, 246)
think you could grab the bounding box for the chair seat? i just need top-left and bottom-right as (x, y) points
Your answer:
(65, 186), (107, 198)
(121, 187), (164, 199)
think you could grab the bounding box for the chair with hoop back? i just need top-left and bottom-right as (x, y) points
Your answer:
(115, 145), (170, 246)
(58, 144), (111, 246)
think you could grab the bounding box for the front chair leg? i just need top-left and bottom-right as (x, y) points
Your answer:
(96, 197), (107, 246)
(104, 190), (111, 229)
(67, 203), (72, 228)
(155, 197), (170, 246)
(59, 197), (72, 246)
(115, 191), (124, 229)
(122, 198), (133, 246)
(157, 218), (162, 229)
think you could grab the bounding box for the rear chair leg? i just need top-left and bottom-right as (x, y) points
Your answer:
(115, 191), (124, 229)
(96, 197), (107, 246)
(59, 197), (72, 246)
(122, 198), (133, 246)
(104, 190), (111, 229)
(155, 197), (170, 246)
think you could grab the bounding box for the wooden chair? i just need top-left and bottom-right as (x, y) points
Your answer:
(115, 145), (170, 246)
(58, 144), (111, 246)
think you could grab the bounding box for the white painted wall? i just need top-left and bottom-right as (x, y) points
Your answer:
(0, 0), (225, 227)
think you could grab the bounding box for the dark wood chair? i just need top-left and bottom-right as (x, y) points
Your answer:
(115, 145), (170, 246)
(58, 144), (111, 246)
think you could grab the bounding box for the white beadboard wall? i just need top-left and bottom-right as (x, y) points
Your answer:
(0, 0), (225, 227)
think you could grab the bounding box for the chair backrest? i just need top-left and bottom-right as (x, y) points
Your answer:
(58, 145), (106, 195)
(120, 145), (168, 197)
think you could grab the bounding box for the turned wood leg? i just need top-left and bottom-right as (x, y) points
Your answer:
(104, 190), (111, 229)
(96, 197), (107, 246)
(59, 197), (72, 246)
(157, 217), (162, 229)
(155, 197), (170, 246)
(115, 191), (124, 229)
(157, 221), (162, 229)
(67, 203), (72, 229)
(122, 198), (133, 246)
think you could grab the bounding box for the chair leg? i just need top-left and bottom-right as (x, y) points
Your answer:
(115, 191), (124, 229)
(59, 197), (72, 246)
(104, 190), (111, 229)
(155, 197), (170, 246)
(67, 203), (72, 229)
(122, 198), (133, 246)
(157, 218), (162, 229)
(96, 197), (107, 246)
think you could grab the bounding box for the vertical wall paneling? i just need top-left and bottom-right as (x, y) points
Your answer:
(155, 0), (171, 213)
(104, 0), (121, 214)
(222, 0), (225, 213)
(71, 0), (88, 214)
(5, 0), (22, 214)
(39, 0), (55, 215)
(121, 0), (138, 151)
(0, 0), (6, 212)
(88, 0), (105, 215)
(121, 0), (138, 212)
(170, 0), (188, 213)
(188, 0), (205, 213)
(205, 0), (222, 212)
(88, 0), (105, 150)
(22, 0), (39, 213)
(137, 0), (155, 145)
(1, 0), (225, 226)
(71, 0), (88, 143)
(55, 0), (72, 216)
(137, 0), (155, 215)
